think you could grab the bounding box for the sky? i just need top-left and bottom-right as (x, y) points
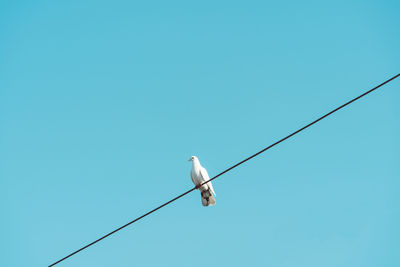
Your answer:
(1, 0), (399, 266)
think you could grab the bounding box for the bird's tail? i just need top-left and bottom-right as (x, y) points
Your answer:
(200, 188), (216, 207)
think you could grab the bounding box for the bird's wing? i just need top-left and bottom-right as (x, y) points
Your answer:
(200, 167), (216, 196)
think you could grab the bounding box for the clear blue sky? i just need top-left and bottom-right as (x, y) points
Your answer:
(1, 1), (399, 266)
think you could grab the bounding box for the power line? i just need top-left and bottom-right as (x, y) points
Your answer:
(49, 73), (400, 266)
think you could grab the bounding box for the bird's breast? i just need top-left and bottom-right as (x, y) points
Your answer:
(191, 168), (201, 180)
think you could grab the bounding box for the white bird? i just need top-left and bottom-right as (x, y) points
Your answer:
(189, 156), (216, 206)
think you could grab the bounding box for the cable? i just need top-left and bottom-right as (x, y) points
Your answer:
(49, 73), (400, 266)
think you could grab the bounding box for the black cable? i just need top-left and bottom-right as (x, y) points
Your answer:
(49, 73), (400, 266)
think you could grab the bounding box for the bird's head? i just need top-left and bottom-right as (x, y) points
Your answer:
(188, 156), (198, 162)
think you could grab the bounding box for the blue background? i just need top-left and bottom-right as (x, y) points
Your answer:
(1, 1), (399, 266)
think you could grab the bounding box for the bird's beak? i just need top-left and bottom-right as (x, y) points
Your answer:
(188, 158), (192, 162)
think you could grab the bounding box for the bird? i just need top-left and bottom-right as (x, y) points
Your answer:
(189, 156), (216, 206)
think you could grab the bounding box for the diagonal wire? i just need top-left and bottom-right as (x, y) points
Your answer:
(49, 73), (400, 266)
